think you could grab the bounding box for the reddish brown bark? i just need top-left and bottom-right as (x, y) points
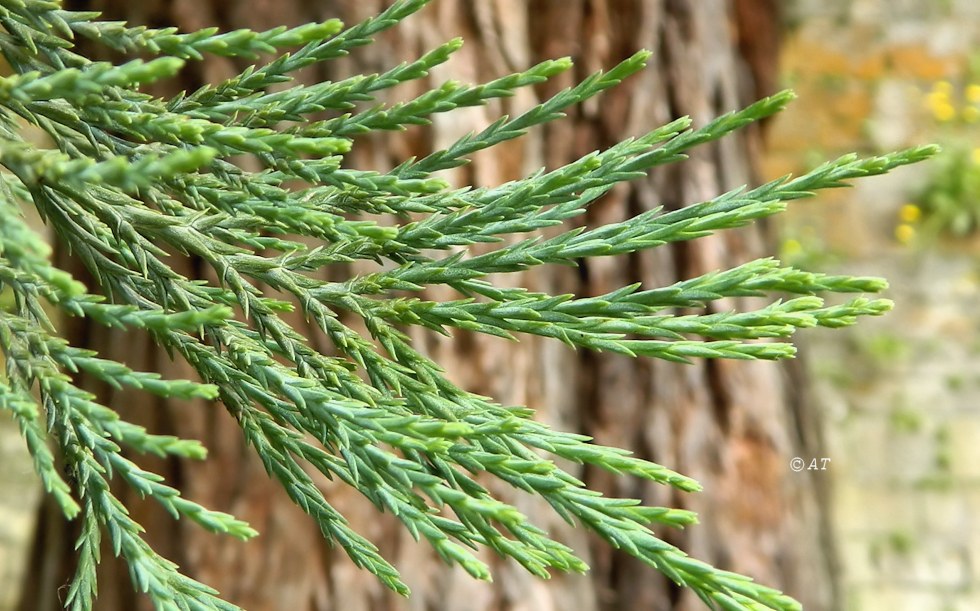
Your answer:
(18, 2), (836, 610)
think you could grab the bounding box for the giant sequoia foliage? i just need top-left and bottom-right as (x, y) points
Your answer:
(0, 0), (934, 609)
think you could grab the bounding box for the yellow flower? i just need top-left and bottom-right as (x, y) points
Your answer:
(932, 101), (956, 122)
(899, 204), (921, 223)
(781, 238), (802, 257)
(933, 80), (953, 94)
(972, 148), (980, 165)
(895, 223), (915, 245)
(965, 106), (980, 123)
(926, 89), (956, 121)
(968, 84), (980, 103)
(927, 89), (950, 106)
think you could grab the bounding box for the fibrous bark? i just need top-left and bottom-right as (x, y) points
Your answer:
(18, 2), (836, 610)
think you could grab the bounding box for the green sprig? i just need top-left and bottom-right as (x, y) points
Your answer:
(0, 2), (937, 610)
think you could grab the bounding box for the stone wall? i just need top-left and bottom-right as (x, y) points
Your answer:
(768, 2), (980, 610)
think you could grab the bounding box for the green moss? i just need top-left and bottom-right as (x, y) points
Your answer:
(857, 332), (912, 368)
(869, 529), (917, 566)
(889, 405), (924, 433)
(934, 425), (953, 473)
(945, 373), (965, 392)
(887, 530), (916, 555)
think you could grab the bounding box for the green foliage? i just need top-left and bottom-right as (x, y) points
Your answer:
(913, 146), (980, 238)
(0, 0), (936, 609)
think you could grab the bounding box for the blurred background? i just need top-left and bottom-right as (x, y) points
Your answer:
(2, 1), (980, 610)
(769, 2), (980, 609)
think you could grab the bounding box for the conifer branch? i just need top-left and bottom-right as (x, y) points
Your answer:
(0, 3), (937, 610)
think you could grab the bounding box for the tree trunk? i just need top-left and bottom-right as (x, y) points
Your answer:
(17, 1), (837, 610)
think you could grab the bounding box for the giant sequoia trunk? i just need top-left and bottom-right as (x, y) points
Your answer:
(18, 1), (836, 610)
